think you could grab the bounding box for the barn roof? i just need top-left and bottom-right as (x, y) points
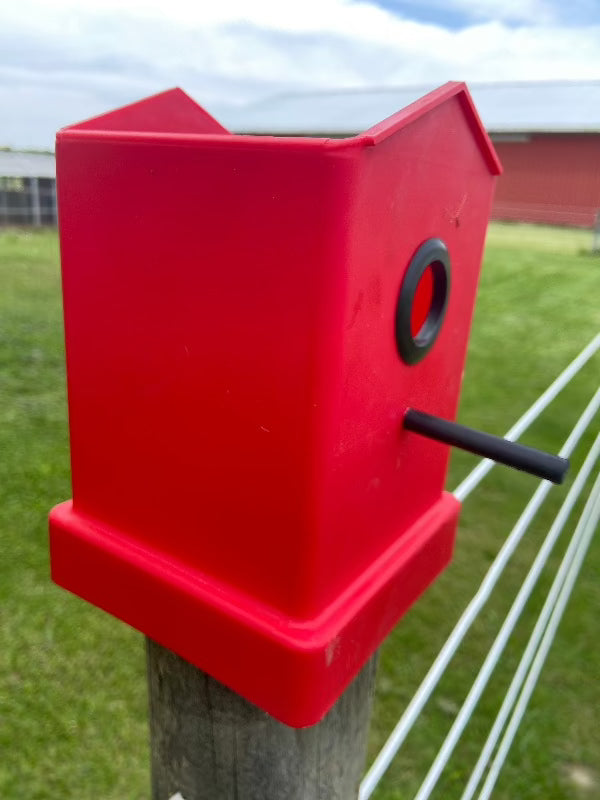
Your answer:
(214, 80), (600, 136)
(0, 150), (56, 179)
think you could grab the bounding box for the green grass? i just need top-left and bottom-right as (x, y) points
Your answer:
(1, 224), (599, 799)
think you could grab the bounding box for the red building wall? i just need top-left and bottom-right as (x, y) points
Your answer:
(491, 133), (600, 227)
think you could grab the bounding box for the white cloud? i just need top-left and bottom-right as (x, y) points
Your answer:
(1, 0), (599, 148)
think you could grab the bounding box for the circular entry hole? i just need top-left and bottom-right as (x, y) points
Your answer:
(395, 238), (451, 365)
(410, 264), (434, 338)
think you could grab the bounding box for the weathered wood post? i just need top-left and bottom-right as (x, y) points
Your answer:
(29, 176), (42, 226)
(592, 210), (600, 254)
(147, 639), (378, 800)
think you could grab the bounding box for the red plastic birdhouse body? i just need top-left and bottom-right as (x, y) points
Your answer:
(50, 83), (500, 726)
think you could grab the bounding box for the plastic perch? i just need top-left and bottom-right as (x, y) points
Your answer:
(404, 409), (569, 484)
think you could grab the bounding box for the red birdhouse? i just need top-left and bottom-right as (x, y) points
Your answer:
(49, 83), (501, 726)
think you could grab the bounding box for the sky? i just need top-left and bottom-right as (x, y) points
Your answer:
(1, 0), (599, 149)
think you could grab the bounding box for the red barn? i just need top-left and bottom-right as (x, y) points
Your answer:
(216, 80), (600, 229)
(491, 133), (600, 227)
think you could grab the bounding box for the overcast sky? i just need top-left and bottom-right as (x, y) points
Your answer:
(2, 0), (599, 149)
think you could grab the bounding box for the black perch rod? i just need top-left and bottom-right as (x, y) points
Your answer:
(404, 409), (569, 484)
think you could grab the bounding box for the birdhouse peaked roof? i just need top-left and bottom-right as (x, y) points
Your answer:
(354, 81), (501, 175)
(61, 87), (229, 136)
(58, 82), (501, 176)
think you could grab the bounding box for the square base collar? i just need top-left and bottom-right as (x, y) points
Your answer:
(49, 493), (459, 727)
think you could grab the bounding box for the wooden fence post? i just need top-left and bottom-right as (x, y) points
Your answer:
(592, 210), (600, 254)
(147, 638), (378, 800)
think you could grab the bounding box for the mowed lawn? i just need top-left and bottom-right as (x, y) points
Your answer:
(1, 224), (599, 800)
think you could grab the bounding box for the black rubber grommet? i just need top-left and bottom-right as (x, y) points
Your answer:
(395, 238), (451, 365)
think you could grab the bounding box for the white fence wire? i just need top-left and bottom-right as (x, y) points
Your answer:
(465, 468), (600, 800)
(360, 332), (600, 800)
